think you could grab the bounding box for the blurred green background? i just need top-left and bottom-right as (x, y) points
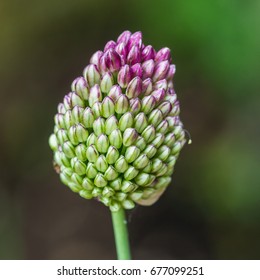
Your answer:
(1, 0), (260, 259)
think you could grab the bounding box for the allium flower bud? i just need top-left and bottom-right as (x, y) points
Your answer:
(49, 30), (187, 211)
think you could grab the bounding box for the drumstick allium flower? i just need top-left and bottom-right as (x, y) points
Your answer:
(49, 31), (187, 259)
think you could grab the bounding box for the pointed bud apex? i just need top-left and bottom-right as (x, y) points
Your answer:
(86, 145), (99, 163)
(104, 166), (119, 181)
(131, 63), (143, 78)
(106, 146), (120, 164)
(133, 154), (150, 169)
(54, 113), (65, 129)
(94, 173), (108, 188)
(155, 163), (168, 177)
(95, 155), (108, 172)
(71, 106), (83, 124)
(151, 133), (165, 148)
(101, 96), (115, 118)
(157, 101), (172, 116)
(83, 64), (101, 87)
(72, 159), (86, 176)
(142, 78), (153, 96)
(141, 95), (156, 114)
(129, 31), (142, 49)
(156, 120), (169, 134)
(129, 98), (141, 116)
(96, 134), (109, 153)
(109, 129), (123, 149)
(135, 173), (151, 186)
(141, 125), (156, 143)
(79, 190), (93, 199)
(57, 103), (66, 114)
(126, 76), (142, 98)
(57, 129), (69, 144)
(164, 133), (176, 148)
(121, 180), (137, 193)
(63, 94), (72, 110)
(115, 156), (129, 173)
(102, 186), (115, 198)
(154, 79), (168, 91)
(92, 102), (102, 118)
(119, 112), (134, 131)
(75, 144), (87, 162)
(134, 112), (148, 133)
(110, 177), (122, 190)
(153, 60), (170, 82)
(62, 141), (75, 158)
(89, 85), (102, 107)
(82, 177), (95, 191)
(105, 115), (118, 135)
(49, 134), (58, 151)
(64, 110), (74, 129)
(143, 144), (157, 159)
(117, 65), (133, 88)
(166, 116), (178, 131)
(115, 42), (128, 60)
(68, 126), (78, 145)
(125, 146), (141, 163)
(86, 133), (97, 146)
(141, 45), (156, 61)
(151, 88), (166, 102)
(71, 92), (84, 107)
(123, 128), (138, 147)
(155, 47), (171, 63)
(124, 166), (139, 180)
(142, 59), (155, 79)
(135, 136), (146, 151)
(75, 124), (88, 142)
(115, 94), (129, 114)
(93, 117), (105, 136)
(128, 47), (141, 67)
(130, 191), (143, 201)
(104, 40), (116, 52)
(104, 49), (122, 72)
(86, 162), (98, 179)
(99, 55), (107, 74)
(90, 50), (103, 67)
(73, 77), (89, 100)
(148, 108), (164, 126)
(82, 107), (94, 128)
(108, 85), (122, 102)
(117, 30), (131, 44)
(166, 64), (176, 80)
(100, 72), (114, 93)
(157, 145), (171, 161)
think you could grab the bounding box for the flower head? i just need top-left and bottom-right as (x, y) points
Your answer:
(49, 31), (186, 211)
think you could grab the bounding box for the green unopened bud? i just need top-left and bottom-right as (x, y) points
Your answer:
(83, 64), (101, 87)
(148, 109), (163, 126)
(172, 125), (183, 138)
(151, 158), (163, 173)
(54, 113), (65, 129)
(73, 77), (89, 100)
(156, 177), (172, 189)
(124, 166), (139, 180)
(82, 107), (94, 128)
(57, 129), (69, 144)
(116, 192), (128, 202)
(121, 180), (137, 193)
(71, 92), (84, 107)
(109, 201), (120, 212)
(141, 125), (156, 143)
(96, 134), (109, 153)
(104, 166), (118, 181)
(68, 126), (78, 145)
(75, 124), (88, 142)
(86, 145), (99, 162)
(105, 116), (118, 135)
(164, 133), (175, 147)
(155, 163), (168, 176)
(92, 187), (102, 197)
(106, 146), (120, 164)
(62, 141), (75, 158)
(151, 133), (165, 148)
(141, 95), (156, 114)
(143, 144), (157, 159)
(49, 134), (58, 151)
(167, 155), (177, 168)
(102, 187), (115, 198)
(125, 146), (140, 163)
(64, 110), (74, 129)
(109, 129), (123, 149)
(133, 154), (149, 169)
(123, 128), (138, 147)
(115, 94), (129, 114)
(135, 172), (154, 186)
(102, 96), (115, 118)
(130, 191), (143, 201)
(94, 173), (107, 188)
(82, 177), (95, 191)
(72, 158), (86, 176)
(110, 177), (122, 190)
(157, 101), (172, 117)
(157, 145), (171, 161)
(129, 98), (142, 116)
(122, 199), (135, 209)
(71, 173), (83, 186)
(57, 103), (66, 114)
(114, 155), (128, 173)
(95, 155), (108, 173)
(79, 190), (93, 199)
(156, 120), (169, 134)
(68, 182), (81, 193)
(92, 102), (102, 118)
(86, 133), (97, 146)
(86, 162), (98, 179)
(171, 141), (182, 155)
(119, 112), (134, 131)
(134, 136), (146, 151)
(89, 85), (102, 108)
(108, 85), (122, 102)
(134, 113), (148, 133)
(142, 161), (152, 173)
(71, 106), (84, 124)
(93, 117), (105, 136)
(100, 72), (114, 93)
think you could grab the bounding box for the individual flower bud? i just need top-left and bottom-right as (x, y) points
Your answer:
(115, 94), (129, 114)
(86, 133), (97, 146)
(82, 107), (94, 128)
(157, 101), (172, 117)
(102, 186), (115, 198)
(151, 158), (163, 173)
(109, 201), (120, 212)
(93, 117), (105, 136)
(57, 103), (66, 114)
(151, 133), (165, 148)
(116, 192), (128, 202)
(109, 129), (123, 149)
(115, 42), (128, 60)
(135, 173), (151, 186)
(141, 45), (156, 61)
(157, 145), (171, 161)
(129, 98), (141, 116)
(86, 144), (99, 162)
(104, 49), (122, 72)
(62, 141), (75, 158)
(142, 161), (153, 173)
(131, 63), (143, 78)
(167, 155), (177, 168)
(117, 30), (131, 45)
(96, 134), (109, 153)
(141, 95), (156, 114)
(153, 60), (170, 82)
(91, 102), (102, 118)
(79, 190), (93, 199)
(90, 50), (103, 67)
(63, 94), (72, 110)
(148, 109), (164, 126)
(104, 40), (117, 52)
(155, 47), (171, 63)
(108, 85), (122, 102)
(151, 88), (166, 102)
(126, 76), (142, 98)
(110, 177), (122, 190)
(142, 78), (153, 96)
(166, 116), (178, 131)
(83, 64), (101, 87)
(99, 55), (107, 74)
(123, 128), (138, 147)
(104, 166), (119, 181)
(64, 110), (74, 129)
(171, 141), (183, 155)
(134, 113), (148, 133)
(124, 166), (139, 181)
(114, 156), (129, 173)
(117, 65), (133, 88)
(143, 144), (157, 159)
(86, 162), (98, 179)
(121, 180), (137, 193)
(57, 129), (69, 144)
(106, 146), (120, 164)
(142, 59), (155, 79)
(71, 173), (83, 186)
(153, 79), (168, 91)
(127, 45), (141, 65)
(54, 113), (65, 129)
(119, 112), (134, 131)
(73, 77), (89, 100)
(92, 187), (102, 197)
(166, 64), (176, 80)
(125, 146), (140, 163)
(49, 134), (58, 151)
(156, 120), (169, 134)
(164, 133), (176, 148)
(75, 144), (87, 162)
(155, 163), (168, 177)
(141, 125), (156, 143)
(95, 155), (108, 173)
(60, 152), (70, 167)
(71, 106), (83, 124)
(105, 115), (118, 135)
(88, 85), (102, 107)
(135, 136), (146, 151)
(72, 159), (86, 176)
(100, 72), (114, 93)
(129, 31), (142, 49)
(133, 154), (149, 169)
(75, 124), (88, 142)
(71, 92), (84, 107)
(94, 173), (108, 188)
(101, 96), (115, 118)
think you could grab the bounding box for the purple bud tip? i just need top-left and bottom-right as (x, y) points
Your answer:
(90, 51), (103, 66)
(155, 47), (171, 63)
(127, 45), (141, 65)
(131, 63), (143, 78)
(141, 45), (156, 61)
(104, 40), (117, 52)
(129, 31), (143, 49)
(117, 30), (132, 45)
(142, 59), (155, 79)
(104, 49), (122, 72)
(117, 65), (133, 88)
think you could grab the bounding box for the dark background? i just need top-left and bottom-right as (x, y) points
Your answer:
(1, 0), (260, 259)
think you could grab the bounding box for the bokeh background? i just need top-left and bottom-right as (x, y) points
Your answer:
(1, 0), (260, 259)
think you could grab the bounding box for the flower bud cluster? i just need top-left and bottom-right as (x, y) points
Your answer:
(49, 31), (186, 211)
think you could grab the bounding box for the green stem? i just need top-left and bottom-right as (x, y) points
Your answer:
(111, 208), (131, 260)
